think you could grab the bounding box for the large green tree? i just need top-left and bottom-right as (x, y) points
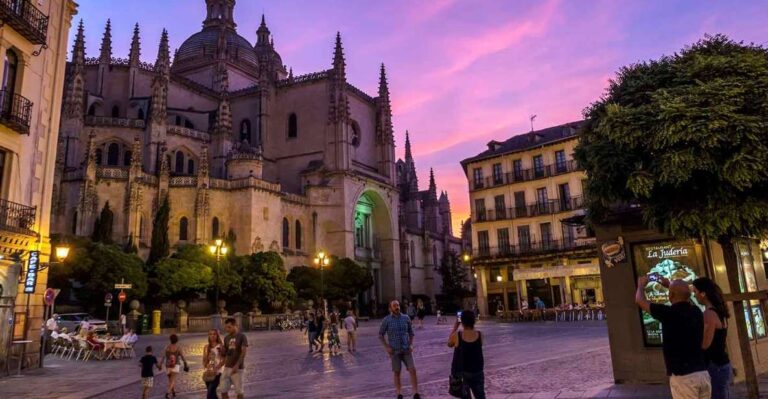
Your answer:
(437, 250), (471, 304)
(574, 34), (768, 396)
(233, 251), (295, 311)
(287, 257), (372, 302)
(147, 196), (170, 266)
(51, 239), (148, 310)
(151, 258), (213, 301)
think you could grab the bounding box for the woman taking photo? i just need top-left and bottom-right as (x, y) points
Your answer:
(202, 329), (223, 399)
(160, 334), (187, 399)
(692, 277), (731, 399)
(447, 310), (485, 399)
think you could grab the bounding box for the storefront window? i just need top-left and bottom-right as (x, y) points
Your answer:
(736, 241), (766, 339)
(632, 240), (705, 346)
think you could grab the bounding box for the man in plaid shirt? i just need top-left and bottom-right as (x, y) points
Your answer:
(379, 300), (421, 399)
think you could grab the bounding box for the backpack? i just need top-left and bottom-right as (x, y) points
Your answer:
(166, 350), (177, 368)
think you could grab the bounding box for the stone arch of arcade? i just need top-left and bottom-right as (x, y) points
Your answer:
(350, 187), (399, 306)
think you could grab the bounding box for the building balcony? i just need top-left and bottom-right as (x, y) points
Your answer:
(472, 160), (581, 191)
(474, 196), (585, 223)
(0, 198), (37, 236)
(0, 0), (49, 45)
(473, 237), (597, 261)
(0, 90), (33, 134)
(85, 116), (146, 129)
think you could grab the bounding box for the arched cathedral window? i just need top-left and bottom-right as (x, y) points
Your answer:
(288, 113), (297, 138)
(179, 217), (189, 241)
(111, 105), (120, 118)
(175, 152), (184, 174)
(137, 108), (145, 120)
(107, 143), (120, 166)
(282, 218), (290, 249)
(240, 119), (251, 144)
(187, 159), (195, 175)
(351, 121), (360, 147)
(295, 220), (302, 250)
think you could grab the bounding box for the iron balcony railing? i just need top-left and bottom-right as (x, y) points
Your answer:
(0, 0), (49, 45)
(474, 237), (597, 260)
(0, 198), (37, 236)
(0, 90), (33, 134)
(472, 160), (581, 190)
(474, 196), (585, 223)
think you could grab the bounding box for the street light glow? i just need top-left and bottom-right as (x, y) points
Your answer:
(209, 245), (217, 254)
(220, 247), (228, 255)
(215, 238), (223, 247)
(313, 257), (320, 265)
(463, 253), (470, 262)
(55, 246), (71, 261)
(323, 257), (330, 266)
(318, 251), (325, 259)
(496, 275), (502, 282)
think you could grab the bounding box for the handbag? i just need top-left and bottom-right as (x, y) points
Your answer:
(448, 332), (470, 398)
(202, 346), (216, 382)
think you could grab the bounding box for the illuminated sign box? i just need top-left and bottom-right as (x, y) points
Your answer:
(24, 251), (40, 294)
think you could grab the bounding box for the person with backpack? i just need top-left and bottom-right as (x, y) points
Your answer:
(447, 310), (485, 399)
(160, 334), (187, 399)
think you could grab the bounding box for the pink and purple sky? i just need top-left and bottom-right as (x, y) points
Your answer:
(72, 0), (768, 234)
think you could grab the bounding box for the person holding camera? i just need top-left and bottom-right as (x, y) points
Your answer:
(635, 275), (710, 399)
(448, 310), (485, 399)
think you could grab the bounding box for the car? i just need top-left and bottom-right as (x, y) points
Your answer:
(56, 313), (107, 333)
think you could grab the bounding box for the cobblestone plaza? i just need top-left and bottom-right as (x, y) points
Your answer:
(0, 318), (617, 398)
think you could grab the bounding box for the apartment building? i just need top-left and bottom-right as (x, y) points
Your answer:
(0, 0), (77, 370)
(460, 121), (601, 317)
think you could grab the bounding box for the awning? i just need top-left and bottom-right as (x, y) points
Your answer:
(513, 263), (600, 281)
(560, 214), (586, 226)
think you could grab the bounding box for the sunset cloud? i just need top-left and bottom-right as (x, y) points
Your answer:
(72, 0), (768, 234)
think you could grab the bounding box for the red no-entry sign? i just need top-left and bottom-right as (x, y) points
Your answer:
(118, 290), (126, 303)
(44, 288), (55, 306)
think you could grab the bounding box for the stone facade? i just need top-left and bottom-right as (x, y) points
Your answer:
(51, 0), (460, 306)
(396, 132), (462, 305)
(0, 0), (78, 370)
(461, 122), (600, 317)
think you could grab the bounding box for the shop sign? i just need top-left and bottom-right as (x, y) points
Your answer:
(632, 240), (704, 346)
(23, 251), (40, 294)
(601, 237), (626, 268)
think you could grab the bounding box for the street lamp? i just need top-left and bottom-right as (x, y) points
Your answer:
(313, 251), (330, 315)
(496, 275), (503, 282)
(209, 240), (228, 326)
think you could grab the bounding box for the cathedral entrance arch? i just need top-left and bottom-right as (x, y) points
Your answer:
(351, 189), (398, 308)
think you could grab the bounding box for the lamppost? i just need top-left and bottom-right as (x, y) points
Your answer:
(313, 251), (330, 315)
(36, 245), (70, 367)
(209, 239), (228, 328)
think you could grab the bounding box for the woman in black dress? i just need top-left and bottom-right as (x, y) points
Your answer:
(448, 310), (485, 399)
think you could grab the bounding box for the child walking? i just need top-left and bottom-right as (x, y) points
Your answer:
(139, 346), (162, 399)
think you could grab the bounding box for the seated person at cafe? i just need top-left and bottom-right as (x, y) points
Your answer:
(121, 329), (139, 345)
(86, 331), (104, 352)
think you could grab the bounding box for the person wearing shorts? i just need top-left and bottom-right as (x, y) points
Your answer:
(379, 300), (421, 399)
(220, 317), (248, 399)
(139, 345), (161, 399)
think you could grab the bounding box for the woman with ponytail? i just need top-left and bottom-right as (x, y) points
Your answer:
(692, 277), (732, 399)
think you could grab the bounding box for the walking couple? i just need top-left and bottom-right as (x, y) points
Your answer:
(636, 276), (732, 399)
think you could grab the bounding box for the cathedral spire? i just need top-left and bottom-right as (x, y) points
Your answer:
(256, 14), (270, 45)
(129, 23), (141, 67)
(154, 29), (170, 77)
(150, 29), (170, 124)
(333, 32), (346, 79)
(428, 168), (437, 200)
(72, 19), (86, 67)
(376, 63), (394, 145)
(99, 19), (112, 64)
(378, 63), (390, 101)
(404, 130), (414, 164)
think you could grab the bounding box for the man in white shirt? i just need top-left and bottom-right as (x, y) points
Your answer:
(46, 314), (59, 332)
(343, 311), (358, 352)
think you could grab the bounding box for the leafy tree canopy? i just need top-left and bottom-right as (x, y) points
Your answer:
(233, 251), (295, 310)
(288, 257), (372, 302)
(437, 250), (471, 302)
(52, 239), (147, 309)
(574, 34), (768, 240)
(151, 258), (213, 301)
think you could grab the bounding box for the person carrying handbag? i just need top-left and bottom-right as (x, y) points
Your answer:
(203, 329), (224, 399)
(447, 310), (485, 399)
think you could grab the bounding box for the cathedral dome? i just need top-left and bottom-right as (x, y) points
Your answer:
(174, 27), (258, 70)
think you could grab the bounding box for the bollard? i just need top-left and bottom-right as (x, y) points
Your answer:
(152, 309), (161, 335)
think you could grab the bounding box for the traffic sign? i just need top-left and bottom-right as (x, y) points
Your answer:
(44, 288), (56, 306)
(105, 293), (113, 303)
(114, 283), (132, 289)
(104, 302), (112, 307)
(118, 290), (126, 303)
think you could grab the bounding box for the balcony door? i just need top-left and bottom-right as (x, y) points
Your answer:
(558, 183), (571, 211)
(2, 50), (19, 114)
(514, 191), (526, 217)
(536, 187), (548, 214)
(494, 195), (506, 220)
(517, 225), (531, 250)
(497, 228), (510, 255)
(540, 222), (552, 249)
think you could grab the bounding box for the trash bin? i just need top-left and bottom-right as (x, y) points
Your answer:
(137, 314), (150, 335)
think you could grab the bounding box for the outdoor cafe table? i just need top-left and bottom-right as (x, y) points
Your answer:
(96, 338), (123, 360)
